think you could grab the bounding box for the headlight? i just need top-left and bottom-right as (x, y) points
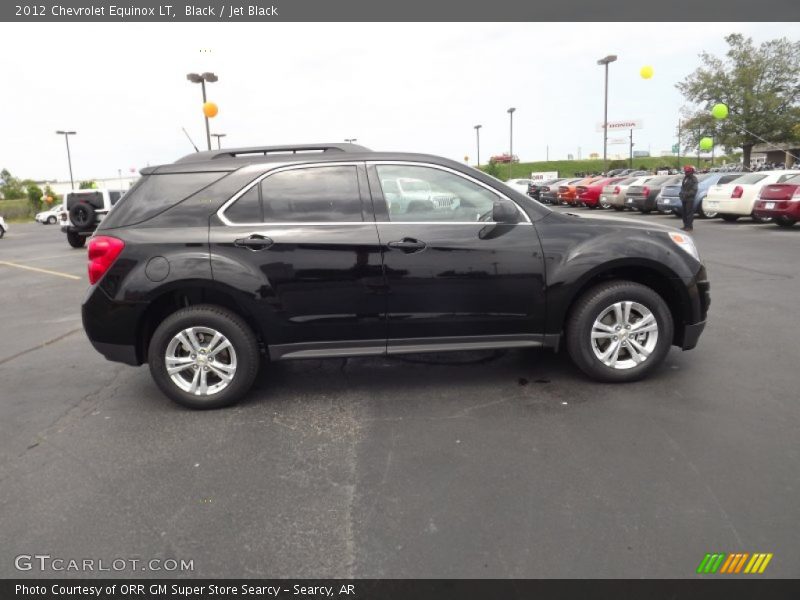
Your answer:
(668, 231), (700, 261)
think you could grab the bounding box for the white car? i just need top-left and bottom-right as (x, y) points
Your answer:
(0, 215), (8, 238)
(504, 178), (533, 194)
(704, 171), (800, 222)
(35, 204), (64, 224)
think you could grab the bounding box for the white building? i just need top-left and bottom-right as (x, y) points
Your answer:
(36, 175), (140, 197)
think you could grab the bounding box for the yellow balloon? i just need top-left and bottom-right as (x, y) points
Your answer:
(203, 102), (219, 118)
(640, 66), (654, 79)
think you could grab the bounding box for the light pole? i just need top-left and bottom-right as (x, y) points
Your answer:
(597, 55), (617, 175)
(474, 125), (482, 166)
(344, 138), (357, 144)
(507, 107), (516, 179)
(55, 130), (76, 190)
(187, 72), (218, 150)
(211, 133), (227, 149)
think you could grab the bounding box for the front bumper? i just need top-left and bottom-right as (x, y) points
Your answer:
(678, 320), (706, 350)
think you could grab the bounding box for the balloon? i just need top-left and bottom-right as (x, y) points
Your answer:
(640, 66), (654, 79)
(711, 103), (728, 120)
(699, 137), (713, 151)
(203, 102), (219, 118)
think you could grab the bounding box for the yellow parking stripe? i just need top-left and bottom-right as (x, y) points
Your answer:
(758, 554), (773, 573)
(0, 260), (81, 281)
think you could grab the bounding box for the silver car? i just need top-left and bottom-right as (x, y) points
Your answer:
(599, 176), (651, 210)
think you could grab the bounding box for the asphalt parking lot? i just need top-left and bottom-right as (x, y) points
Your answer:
(0, 211), (798, 579)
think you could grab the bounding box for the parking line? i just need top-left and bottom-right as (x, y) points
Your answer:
(0, 260), (82, 281)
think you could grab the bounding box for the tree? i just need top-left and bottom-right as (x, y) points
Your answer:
(676, 34), (800, 167)
(483, 161), (501, 179)
(26, 184), (43, 213)
(0, 168), (26, 199)
(79, 180), (97, 189)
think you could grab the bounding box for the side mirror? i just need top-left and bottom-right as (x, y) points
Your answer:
(492, 199), (521, 223)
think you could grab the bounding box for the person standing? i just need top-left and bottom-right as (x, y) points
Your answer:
(679, 165), (699, 232)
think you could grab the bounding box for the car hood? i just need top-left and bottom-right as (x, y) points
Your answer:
(544, 210), (679, 233)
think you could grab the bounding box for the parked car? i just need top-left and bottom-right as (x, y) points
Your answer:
(81, 143), (709, 409)
(62, 188), (125, 247)
(703, 171), (800, 222)
(600, 176), (649, 211)
(656, 173), (741, 218)
(577, 177), (626, 209)
(560, 177), (602, 206)
(626, 176), (682, 213)
(35, 204), (65, 225)
(527, 178), (561, 201)
(540, 178), (580, 205)
(0, 215), (7, 238)
(752, 174), (800, 227)
(505, 178), (534, 195)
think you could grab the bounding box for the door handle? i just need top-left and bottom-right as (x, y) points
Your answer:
(387, 238), (427, 253)
(234, 235), (274, 250)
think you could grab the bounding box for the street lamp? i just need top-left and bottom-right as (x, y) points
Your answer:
(187, 72), (219, 151)
(474, 125), (482, 166)
(55, 130), (76, 190)
(211, 133), (227, 149)
(507, 108), (516, 179)
(597, 55), (617, 175)
(344, 138), (357, 144)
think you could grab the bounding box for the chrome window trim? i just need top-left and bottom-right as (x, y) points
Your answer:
(216, 159), (533, 227)
(368, 160), (532, 224)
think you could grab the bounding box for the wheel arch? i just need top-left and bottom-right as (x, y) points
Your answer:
(135, 281), (264, 364)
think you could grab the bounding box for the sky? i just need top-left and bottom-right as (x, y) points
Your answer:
(1, 22), (798, 182)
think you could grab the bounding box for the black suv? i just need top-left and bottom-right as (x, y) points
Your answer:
(82, 143), (709, 409)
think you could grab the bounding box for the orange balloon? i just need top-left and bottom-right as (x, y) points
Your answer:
(203, 102), (218, 118)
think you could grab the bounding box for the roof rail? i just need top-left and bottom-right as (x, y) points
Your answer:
(174, 143), (371, 163)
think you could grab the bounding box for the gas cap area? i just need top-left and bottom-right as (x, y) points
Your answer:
(145, 256), (170, 282)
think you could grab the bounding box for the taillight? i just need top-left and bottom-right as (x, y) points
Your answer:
(642, 186), (650, 197)
(613, 186), (620, 194)
(88, 236), (125, 285)
(731, 186), (744, 198)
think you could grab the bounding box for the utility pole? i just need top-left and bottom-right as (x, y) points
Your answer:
(676, 119), (682, 168)
(474, 125), (482, 166)
(629, 129), (634, 169)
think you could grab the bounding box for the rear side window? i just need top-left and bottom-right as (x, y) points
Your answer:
(732, 174), (767, 185)
(260, 166), (362, 223)
(225, 186), (262, 224)
(100, 172), (223, 228)
(109, 191), (122, 205)
(718, 175), (740, 184)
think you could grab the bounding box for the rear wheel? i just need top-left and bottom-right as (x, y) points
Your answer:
(775, 216), (796, 228)
(47, 216), (56, 224)
(66, 231), (85, 248)
(612, 206), (624, 212)
(566, 281), (673, 382)
(721, 214), (739, 222)
(698, 199), (717, 219)
(148, 305), (260, 409)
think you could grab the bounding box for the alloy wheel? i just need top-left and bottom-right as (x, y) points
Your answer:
(165, 327), (237, 395)
(590, 301), (659, 370)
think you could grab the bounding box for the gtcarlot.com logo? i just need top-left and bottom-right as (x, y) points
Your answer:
(697, 552), (773, 574)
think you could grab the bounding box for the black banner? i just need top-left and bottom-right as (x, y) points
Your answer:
(3, 580), (800, 600)
(3, 0), (800, 22)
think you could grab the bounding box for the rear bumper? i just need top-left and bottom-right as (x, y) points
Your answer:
(753, 201), (800, 220)
(82, 285), (146, 366)
(89, 340), (140, 366)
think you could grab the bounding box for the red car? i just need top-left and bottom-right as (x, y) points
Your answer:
(576, 177), (626, 208)
(753, 174), (800, 227)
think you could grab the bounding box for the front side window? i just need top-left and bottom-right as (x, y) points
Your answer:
(260, 166), (362, 222)
(375, 165), (499, 222)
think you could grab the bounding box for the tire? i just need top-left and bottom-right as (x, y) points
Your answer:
(566, 281), (674, 383)
(698, 199), (717, 219)
(47, 216), (56, 224)
(775, 217), (796, 228)
(612, 206), (624, 211)
(69, 202), (96, 231)
(721, 214), (739, 222)
(0, 227), (4, 239)
(640, 208), (652, 214)
(148, 305), (260, 409)
(66, 231), (86, 248)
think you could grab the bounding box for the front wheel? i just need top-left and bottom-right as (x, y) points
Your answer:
(148, 305), (260, 409)
(47, 216), (57, 224)
(66, 231), (86, 248)
(566, 281), (674, 382)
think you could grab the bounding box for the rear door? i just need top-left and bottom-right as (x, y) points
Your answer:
(209, 162), (387, 359)
(367, 162), (547, 352)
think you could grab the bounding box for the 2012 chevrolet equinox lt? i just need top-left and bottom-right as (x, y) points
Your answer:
(82, 144), (709, 409)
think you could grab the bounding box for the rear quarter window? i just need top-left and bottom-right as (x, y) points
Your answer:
(99, 172), (224, 229)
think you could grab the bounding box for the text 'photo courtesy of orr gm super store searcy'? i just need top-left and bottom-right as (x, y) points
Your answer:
(16, 584), (356, 597)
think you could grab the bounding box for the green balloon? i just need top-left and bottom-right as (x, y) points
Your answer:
(711, 103), (729, 119)
(699, 137), (714, 151)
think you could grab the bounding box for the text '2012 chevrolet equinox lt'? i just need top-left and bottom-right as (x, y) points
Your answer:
(82, 144), (710, 409)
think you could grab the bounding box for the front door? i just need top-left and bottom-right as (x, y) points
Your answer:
(367, 162), (547, 353)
